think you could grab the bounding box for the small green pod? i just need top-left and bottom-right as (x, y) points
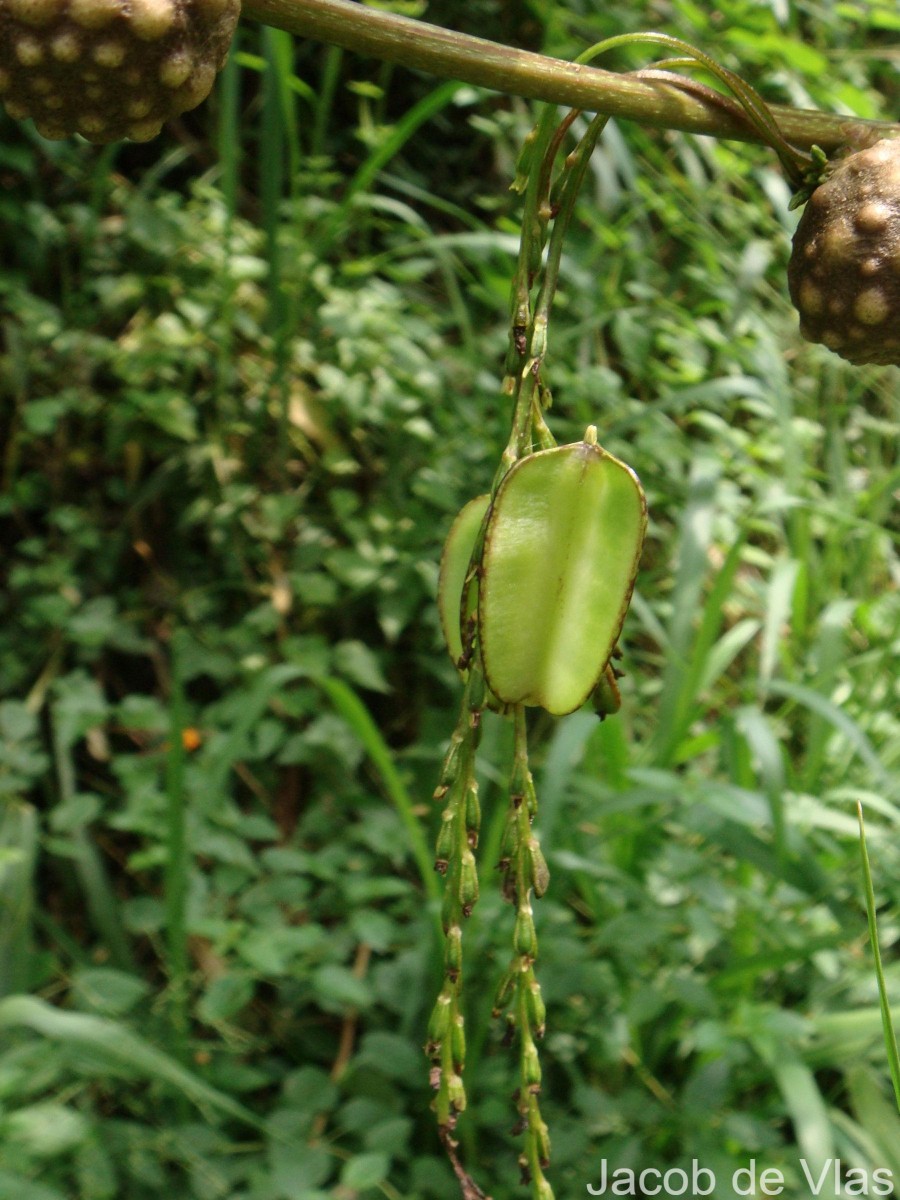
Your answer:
(437, 493), (491, 668)
(591, 661), (622, 719)
(479, 440), (646, 716)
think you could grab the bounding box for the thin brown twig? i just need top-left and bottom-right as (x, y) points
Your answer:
(439, 1125), (493, 1200)
(329, 941), (372, 1082)
(310, 942), (373, 1141)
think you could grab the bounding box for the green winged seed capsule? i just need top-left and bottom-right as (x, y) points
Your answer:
(480, 439), (646, 716)
(591, 661), (622, 719)
(438, 493), (491, 668)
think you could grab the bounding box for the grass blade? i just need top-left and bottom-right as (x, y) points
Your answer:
(0, 995), (260, 1128)
(316, 676), (442, 918)
(769, 681), (892, 794)
(311, 43), (343, 160)
(844, 1065), (900, 1179)
(857, 800), (900, 1112)
(164, 641), (189, 1078)
(50, 701), (135, 972)
(321, 80), (465, 252)
(758, 556), (800, 691)
(0, 802), (38, 997)
(216, 32), (242, 217)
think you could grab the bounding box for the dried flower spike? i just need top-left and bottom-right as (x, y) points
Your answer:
(0, 0), (239, 143)
(788, 138), (900, 366)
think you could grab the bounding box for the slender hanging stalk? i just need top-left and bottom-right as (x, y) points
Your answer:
(489, 112), (622, 1200)
(499, 109), (610, 477)
(430, 103), (628, 1200)
(426, 671), (485, 1175)
(494, 706), (552, 1200)
(239, 0), (899, 151)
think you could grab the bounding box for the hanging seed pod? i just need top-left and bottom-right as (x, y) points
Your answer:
(590, 661), (621, 718)
(478, 436), (646, 716)
(0, 0), (239, 143)
(788, 138), (900, 366)
(438, 493), (490, 670)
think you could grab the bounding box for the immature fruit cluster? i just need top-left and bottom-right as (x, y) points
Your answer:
(0, 0), (239, 142)
(788, 138), (900, 366)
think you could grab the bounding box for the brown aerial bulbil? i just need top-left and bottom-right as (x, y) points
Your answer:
(788, 137), (900, 366)
(0, 0), (239, 143)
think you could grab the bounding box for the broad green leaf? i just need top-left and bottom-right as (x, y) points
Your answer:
(3, 1102), (90, 1158)
(341, 1152), (390, 1190)
(69, 968), (151, 1017)
(355, 1031), (423, 1081)
(197, 974), (255, 1023)
(0, 1169), (66, 1200)
(312, 964), (374, 1012)
(333, 640), (391, 694)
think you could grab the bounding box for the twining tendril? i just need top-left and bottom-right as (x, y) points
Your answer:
(576, 31), (814, 187)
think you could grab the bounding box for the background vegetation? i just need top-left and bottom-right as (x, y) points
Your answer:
(1, 0), (898, 1197)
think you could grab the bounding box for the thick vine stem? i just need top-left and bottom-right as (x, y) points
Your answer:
(240, 0), (900, 151)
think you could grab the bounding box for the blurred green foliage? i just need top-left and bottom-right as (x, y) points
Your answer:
(0, 0), (899, 1198)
